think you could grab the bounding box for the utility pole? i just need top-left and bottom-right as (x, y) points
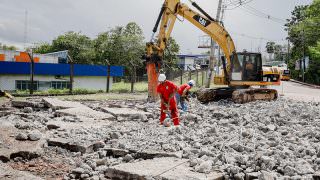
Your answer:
(206, 0), (223, 88)
(216, 4), (226, 76)
(287, 39), (290, 65)
(23, 10), (28, 50)
(302, 29), (306, 82)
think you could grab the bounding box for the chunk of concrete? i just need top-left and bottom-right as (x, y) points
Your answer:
(55, 107), (114, 120)
(11, 100), (43, 108)
(0, 122), (43, 162)
(47, 138), (87, 154)
(46, 121), (61, 130)
(105, 148), (130, 158)
(105, 157), (224, 180)
(134, 150), (182, 159)
(101, 107), (152, 119)
(42, 98), (86, 110)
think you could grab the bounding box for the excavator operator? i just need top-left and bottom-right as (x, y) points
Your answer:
(245, 58), (255, 81)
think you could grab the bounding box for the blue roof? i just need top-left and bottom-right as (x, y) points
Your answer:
(0, 61), (124, 77)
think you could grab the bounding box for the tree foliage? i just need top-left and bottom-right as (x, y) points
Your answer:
(33, 22), (180, 77)
(0, 43), (17, 51)
(163, 37), (180, 72)
(286, 0), (320, 84)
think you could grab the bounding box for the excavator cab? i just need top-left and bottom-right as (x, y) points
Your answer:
(231, 52), (263, 82)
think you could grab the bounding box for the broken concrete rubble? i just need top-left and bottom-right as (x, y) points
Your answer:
(0, 96), (319, 179)
(101, 107), (151, 121)
(55, 107), (114, 120)
(42, 97), (86, 109)
(105, 157), (224, 180)
(0, 162), (42, 180)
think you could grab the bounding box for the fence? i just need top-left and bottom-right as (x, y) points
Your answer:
(0, 52), (211, 95)
(111, 67), (210, 93)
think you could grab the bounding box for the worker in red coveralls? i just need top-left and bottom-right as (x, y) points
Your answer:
(157, 74), (180, 127)
(176, 80), (195, 112)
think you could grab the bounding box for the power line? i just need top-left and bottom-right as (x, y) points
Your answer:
(230, 31), (287, 42)
(225, 0), (255, 10)
(240, 5), (286, 24)
(224, 1), (287, 25)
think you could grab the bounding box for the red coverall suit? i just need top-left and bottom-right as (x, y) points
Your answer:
(157, 80), (180, 126)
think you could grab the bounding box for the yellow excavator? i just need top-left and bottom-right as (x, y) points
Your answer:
(145, 0), (280, 103)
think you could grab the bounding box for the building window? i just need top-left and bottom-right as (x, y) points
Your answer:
(15, 80), (39, 91)
(51, 81), (70, 89)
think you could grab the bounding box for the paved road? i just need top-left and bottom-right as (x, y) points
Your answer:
(271, 81), (320, 102)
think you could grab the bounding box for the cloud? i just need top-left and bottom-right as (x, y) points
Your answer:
(0, 0), (313, 53)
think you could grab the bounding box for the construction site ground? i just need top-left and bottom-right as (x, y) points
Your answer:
(0, 80), (320, 180)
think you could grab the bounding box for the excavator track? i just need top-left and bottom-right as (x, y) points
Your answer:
(232, 88), (278, 104)
(196, 88), (278, 103)
(196, 88), (234, 103)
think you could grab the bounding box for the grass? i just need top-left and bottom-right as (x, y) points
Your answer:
(60, 93), (147, 101)
(14, 88), (103, 96)
(111, 81), (148, 93)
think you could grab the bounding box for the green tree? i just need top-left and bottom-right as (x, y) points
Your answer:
(163, 37), (180, 72)
(286, 0), (320, 83)
(33, 42), (53, 54)
(52, 31), (94, 64)
(122, 22), (145, 72)
(34, 31), (95, 64)
(93, 22), (145, 75)
(0, 43), (17, 51)
(93, 32), (110, 65)
(307, 41), (320, 84)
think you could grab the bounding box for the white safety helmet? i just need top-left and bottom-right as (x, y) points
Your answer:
(188, 80), (195, 87)
(158, 74), (166, 82)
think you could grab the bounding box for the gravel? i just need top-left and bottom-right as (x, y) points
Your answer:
(15, 133), (28, 141)
(2, 97), (320, 179)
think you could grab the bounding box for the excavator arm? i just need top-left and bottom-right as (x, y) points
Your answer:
(146, 0), (237, 101)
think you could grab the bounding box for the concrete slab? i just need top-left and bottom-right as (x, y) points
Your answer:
(0, 163), (43, 180)
(55, 107), (114, 120)
(11, 100), (44, 108)
(101, 107), (152, 118)
(47, 138), (87, 154)
(0, 121), (44, 162)
(42, 98), (86, 110)
(48, 138), (106, 154)
(105, 157), (224, 180)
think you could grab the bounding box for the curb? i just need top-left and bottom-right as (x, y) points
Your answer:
(289, 79), (320, 89)
(11, 92), (97, 97)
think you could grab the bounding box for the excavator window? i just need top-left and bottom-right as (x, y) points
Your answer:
(231, 53), (263, 81)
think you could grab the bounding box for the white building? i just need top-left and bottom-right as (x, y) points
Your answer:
(0, 50), (124, 91)
(177, 54), (209, 71)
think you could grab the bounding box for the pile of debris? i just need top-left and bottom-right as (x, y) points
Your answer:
(0, 97), (320, 179)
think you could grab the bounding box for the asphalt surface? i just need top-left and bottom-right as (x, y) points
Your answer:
(272, 81), (320, 102)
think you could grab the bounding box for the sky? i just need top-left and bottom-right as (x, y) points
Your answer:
(0, 0), (313, 55)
